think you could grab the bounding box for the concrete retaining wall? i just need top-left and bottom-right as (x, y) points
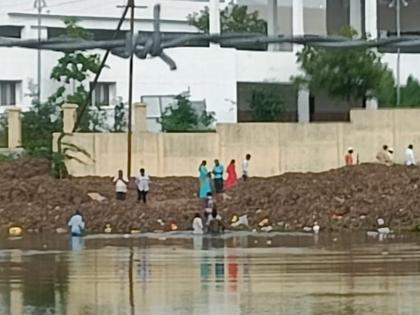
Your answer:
(53, 109), (420, 177)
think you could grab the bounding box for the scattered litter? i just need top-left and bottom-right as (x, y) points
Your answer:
(367, 231), (379, 237)
(266, 240), (272, 245)
(88, 193), (106, 202)
(377, 227), (391, 234)
(261, 226), (273, 232)
(9, 226), (22, 237)
(104, 224), (112, 234)
(222, 193), (232, 201)
(258, 218), (269, 227)
(130, 230), (141, 234)
(231, 215), (249, 227)
(256, 209), (262, 214)
(303, 226), (312, 232)
(377, 218), (385, 226)
(231, 215), (238, 223)
(56, 228), (67, 234)
(157, 219), (165, 226)
(170, 223), (178, 231)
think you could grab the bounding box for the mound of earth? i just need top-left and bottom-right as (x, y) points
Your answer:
(1, 158), (420, 234)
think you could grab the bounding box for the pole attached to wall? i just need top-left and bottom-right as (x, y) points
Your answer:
(34, 0), (47, 103)
(127, 0), (135, 178)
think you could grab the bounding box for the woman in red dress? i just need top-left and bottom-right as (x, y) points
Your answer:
(225, 159), (237, 189)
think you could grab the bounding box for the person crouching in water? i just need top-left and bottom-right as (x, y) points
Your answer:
(206, 208), (225, 234)
(192, 213), (204, 235)
(68, 210), (85, 237)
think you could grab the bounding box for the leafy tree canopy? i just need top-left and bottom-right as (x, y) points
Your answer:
(188, 4), (266, 34)
(160, 95), (215, 132)
(294, 27), (395, 104)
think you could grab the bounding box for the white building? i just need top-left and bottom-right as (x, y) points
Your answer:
(0, 0), (419, 130)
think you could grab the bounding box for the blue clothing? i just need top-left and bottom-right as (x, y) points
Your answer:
(199, 165), (212, 199)
(213, 165), (224, 179)
(68, 214), (85, 236)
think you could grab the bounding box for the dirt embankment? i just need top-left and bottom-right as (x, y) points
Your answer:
(1, 158), (420, 234)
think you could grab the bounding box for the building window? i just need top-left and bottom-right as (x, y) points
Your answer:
(90, 82), (115, 107)
(0, 26), (22, 38)
(0, 81), (17, 106)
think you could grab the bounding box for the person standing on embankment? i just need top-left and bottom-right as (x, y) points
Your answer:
(242, 154), (251, 181)
(212, 159), (224, 193)
(376, 145), (393, 166)
(405, 144), (416, 166)
(113, 170), (128, 200)
(135, 168), (150, 204)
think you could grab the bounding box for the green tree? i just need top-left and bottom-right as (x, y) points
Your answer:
(0, 112), (7, 148)
(50, 17), (103, 132)
(294, 27), (395, 104)
(22, 100), (61, 157)
(188, 4), (266, 34)
(21, 18), (103, 175)
(160, 95), (215, 132)
(400, 76), (420, 107)
(250, 88), (285, 122)
(113, 99), (128, 132)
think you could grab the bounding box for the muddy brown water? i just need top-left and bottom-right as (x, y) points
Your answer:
(0, 232), (420, 315)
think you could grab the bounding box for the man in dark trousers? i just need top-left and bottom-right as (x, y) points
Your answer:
(212, 159), (224, 193)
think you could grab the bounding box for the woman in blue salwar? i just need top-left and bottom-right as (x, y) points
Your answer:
(198, 160), (212, 199)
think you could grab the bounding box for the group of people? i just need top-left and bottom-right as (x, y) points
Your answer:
(198, 154), (251, 199)
(344, 144), (416, 166)
(192, 154), (252, 235)
(113, 168), (151, 203)
(70, 155), (253, 237)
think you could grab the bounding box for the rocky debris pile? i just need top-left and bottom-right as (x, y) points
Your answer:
(1, 159), (420, 234)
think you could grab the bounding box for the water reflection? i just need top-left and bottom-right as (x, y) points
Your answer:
(70, 236), (85, 251)
(0, 233), (420, 314)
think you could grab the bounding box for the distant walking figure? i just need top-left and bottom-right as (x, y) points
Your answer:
(376, 145), (393, 166)
(242, 154), (251, 181)
(345, 148), (354, 166)
(405, 144), (416, 166)
(225, 159), (238, 189)
(135, 168), (150, 204)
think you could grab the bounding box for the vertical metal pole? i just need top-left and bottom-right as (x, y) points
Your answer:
(396, 0), (401, 106)
(37, 0), (42, 103)
(127, 0), (135, 177)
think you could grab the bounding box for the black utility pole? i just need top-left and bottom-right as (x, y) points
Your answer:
(127, 0), (135, 178)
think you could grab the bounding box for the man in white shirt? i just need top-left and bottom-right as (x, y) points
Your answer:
(113, 169), (128, 200)
(68, 210), (85, 236)
(135, 168), (150, 204)
(242, 154), (251, 181)
(405, 144), (416, 166)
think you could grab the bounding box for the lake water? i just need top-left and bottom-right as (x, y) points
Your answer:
(0, 232), (420, 315)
